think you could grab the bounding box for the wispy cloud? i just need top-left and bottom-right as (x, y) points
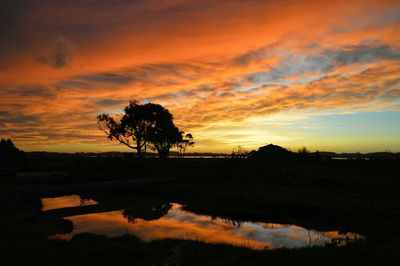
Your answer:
(1, 0), (400, 151)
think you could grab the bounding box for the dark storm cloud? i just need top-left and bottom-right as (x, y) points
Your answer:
(34, 35), (73, 68)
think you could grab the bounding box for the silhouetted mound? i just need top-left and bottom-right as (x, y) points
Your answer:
(250, 144), (295, 160)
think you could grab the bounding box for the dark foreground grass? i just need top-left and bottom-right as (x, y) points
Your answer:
(0, 228), (397, 266)
(0, 157), (399, 265)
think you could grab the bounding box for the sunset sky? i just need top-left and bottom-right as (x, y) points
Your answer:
(1, 0), (399, 153)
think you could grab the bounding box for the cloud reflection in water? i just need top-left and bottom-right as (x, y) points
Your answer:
(51, 203), (363, 250)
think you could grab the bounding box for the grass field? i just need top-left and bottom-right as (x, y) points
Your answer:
(0, 155), (399, 265)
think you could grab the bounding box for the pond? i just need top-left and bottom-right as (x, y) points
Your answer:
(41, 195), (98, 211)
(45, 195), (364, 250)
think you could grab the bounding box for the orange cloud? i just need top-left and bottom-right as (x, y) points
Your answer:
(0, 0), (399, 152)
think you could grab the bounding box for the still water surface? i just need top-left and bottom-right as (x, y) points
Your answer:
(41, 195), (98, 211)
(45, 195), (363, 250)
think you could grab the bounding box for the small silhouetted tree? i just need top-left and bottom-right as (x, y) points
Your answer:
(297, 146), (310, 157)
(231, 145), (248, 159)
(177, 133), (194, 158)
(97, 100), (183, 158)
(0, 139), (26, 167)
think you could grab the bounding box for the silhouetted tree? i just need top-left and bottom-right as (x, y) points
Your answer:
(297, 146), (310, 156)
(146, 107), (182, 158)
(177, 133), (194, 158)
(98, 101), (147, 158)
(97, 100), (183, 158)
(231, 145), (248, 159)
(0, 138), (26, 167)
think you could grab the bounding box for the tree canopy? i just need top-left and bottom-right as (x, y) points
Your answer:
(97, 101), (193, 158)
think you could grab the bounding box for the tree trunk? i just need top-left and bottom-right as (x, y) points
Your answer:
(157, 147), (170, 158)
(136, 137), (143, 158)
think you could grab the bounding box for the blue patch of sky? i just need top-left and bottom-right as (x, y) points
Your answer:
(296, 110), (400, 151)
(253, 110), (400, 151)
(304, 110), (400, 134)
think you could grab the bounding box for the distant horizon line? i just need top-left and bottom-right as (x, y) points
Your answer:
(25, 149), (400, 155)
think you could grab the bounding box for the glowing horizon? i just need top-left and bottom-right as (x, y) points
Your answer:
(1, 0), (400, 153)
